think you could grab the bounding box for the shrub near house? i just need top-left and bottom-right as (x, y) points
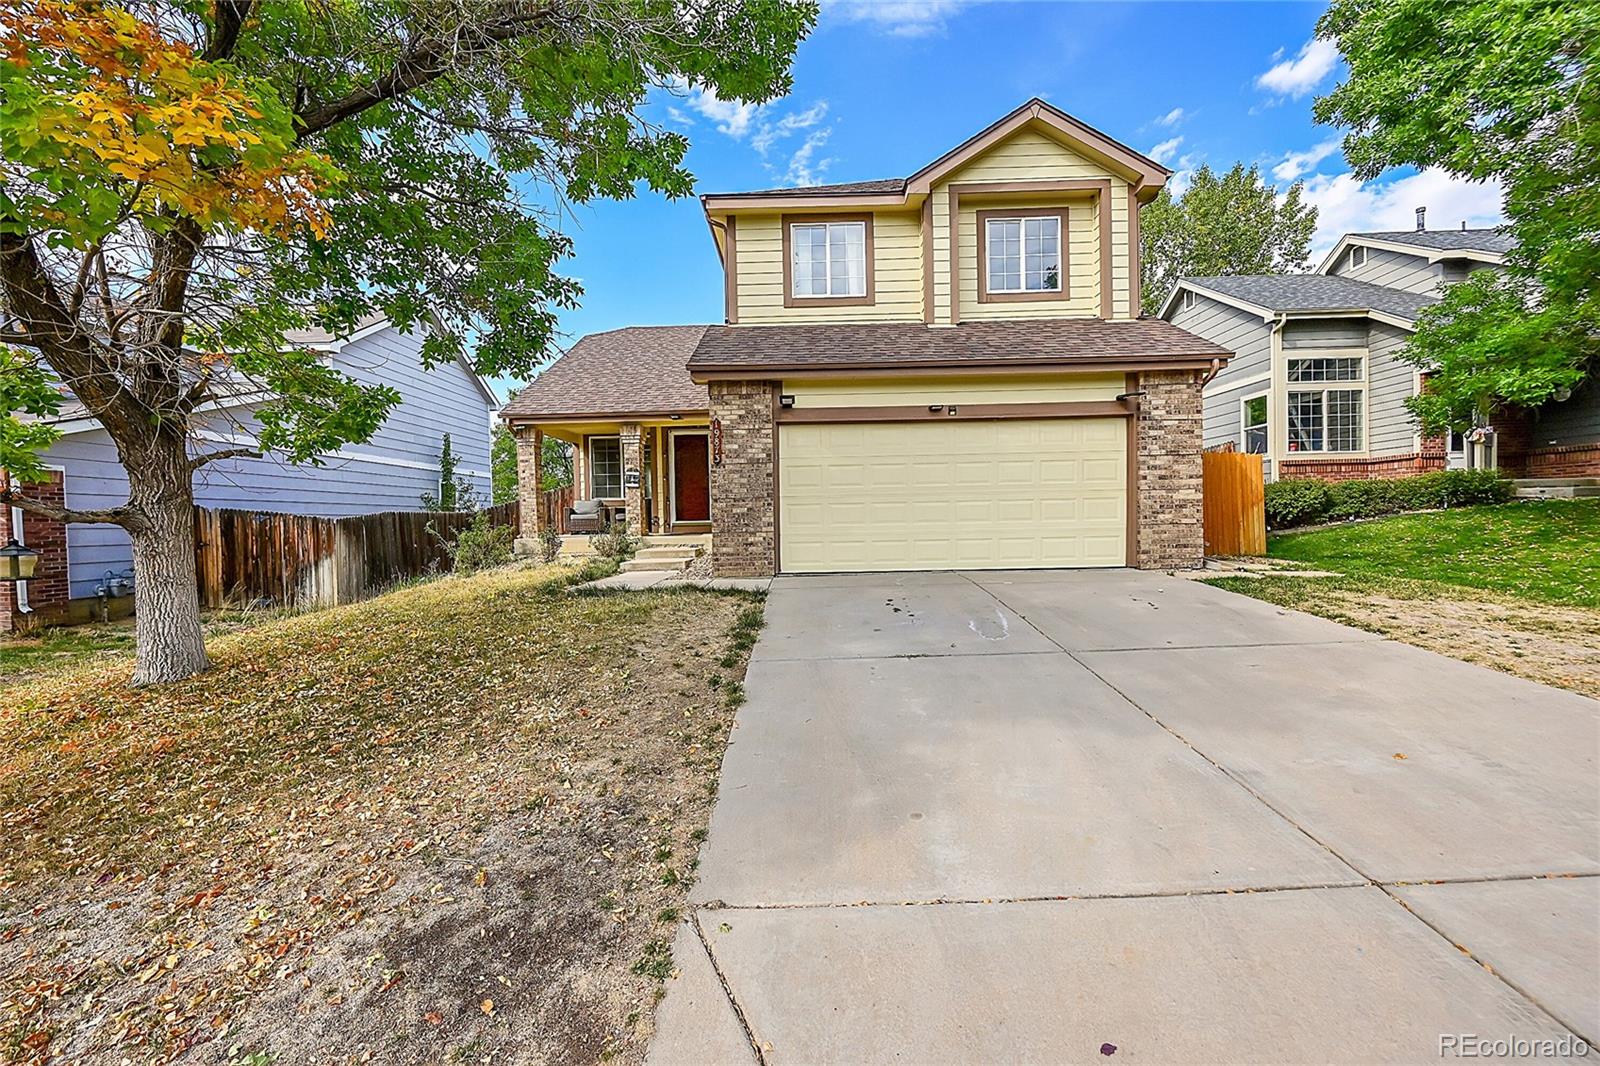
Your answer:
(1264, 469), (1514, 529)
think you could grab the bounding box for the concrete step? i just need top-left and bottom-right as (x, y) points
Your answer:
(619, 556), (693, 573)
(642, 534), (711, 547)
(1515, 485), (1600, 499)
(1512, 477), (1600, 487)
(634, 546), (700, 562)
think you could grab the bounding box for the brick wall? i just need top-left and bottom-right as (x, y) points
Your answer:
(708, 380), (777, 577)
(1279, 451), (1445, 482)
(512, 426), (544, 550)
(1525, 443), (1600, 478)
(1136, 370), (1204, 569)
(0, 470), (71, 632)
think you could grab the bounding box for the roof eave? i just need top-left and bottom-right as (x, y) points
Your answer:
(501, 406), (709, 425)
(688, 354), (1227, 382)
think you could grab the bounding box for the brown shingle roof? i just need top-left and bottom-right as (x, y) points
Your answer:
(702, 178), (908, 200)
(689, 318), (1230, 373)
(501, 326), (710, 420)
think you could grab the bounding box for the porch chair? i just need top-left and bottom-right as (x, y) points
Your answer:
(566, 498), (605, 534)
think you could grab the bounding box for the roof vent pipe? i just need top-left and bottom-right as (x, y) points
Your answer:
(1416, 206), (1426, 231)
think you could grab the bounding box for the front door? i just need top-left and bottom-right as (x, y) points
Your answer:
(671, 432), (711, 524)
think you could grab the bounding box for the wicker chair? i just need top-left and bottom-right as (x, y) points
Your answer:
(566, 498), (605, 534)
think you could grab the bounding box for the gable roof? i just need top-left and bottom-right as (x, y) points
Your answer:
(500, 326), (710, 421)
(1165, 275), (1437, 326)
(1350, 228), (1515, 254)
(701, 98), (1170, 212)
(688, 318), (1228, 376)
(286, 313), (500, 408)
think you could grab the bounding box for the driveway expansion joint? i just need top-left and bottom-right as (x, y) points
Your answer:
(689, 911), (767, 1066)
(695, 879), (1374, 912)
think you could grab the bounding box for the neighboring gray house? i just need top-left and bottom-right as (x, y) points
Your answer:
(19, 316), (497, 612)
(1161, 225), (1600, 481)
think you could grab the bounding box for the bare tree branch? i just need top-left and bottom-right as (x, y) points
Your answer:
(189, 446), (262, 470)
(200, 0), (254, 63)
(1, 488), (135, 528)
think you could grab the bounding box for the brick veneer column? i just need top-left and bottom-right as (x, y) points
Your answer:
(708, 380), (776, 577)
(512, 425), (545, 554)
(0, 470), (71, 631)
(1135, 370), (1205, 569)
(620, 423), (644, 536)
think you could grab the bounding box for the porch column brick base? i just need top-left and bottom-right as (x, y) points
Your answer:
(620, 423), (644, 537)
(512, 425), (545, 556)
(1135, 370), (1204, 570)
(708, 380), (777, 578)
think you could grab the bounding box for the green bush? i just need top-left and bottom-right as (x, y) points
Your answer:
(535, 524), (561, 564)
(1267, 469), (1514, 530)
(446, 511), (515, 573)
(589, 520), (637, 561)
(1264, 478), (1333, 529)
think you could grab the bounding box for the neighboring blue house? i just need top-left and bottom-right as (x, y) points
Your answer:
(28, 315), (497, 605)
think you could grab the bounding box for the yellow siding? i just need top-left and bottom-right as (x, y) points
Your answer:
(784, 373), (1125, 407)
(943, 128), (1112, 182)
(735, 211), (923, 324)
(955, 197), (1100, 320)
(779, 419), (1127, 572)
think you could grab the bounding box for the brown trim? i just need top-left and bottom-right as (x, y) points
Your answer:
(502, 408), (709, 425)
(692, 356), (1224, 381)
(770, 385), (782, 574)
(778, 400), (1133, 425)
(975, 208), (1071, 304)
(921, 196), (934, 324)
(781, 213), (876, 309)
(1124, 371), (1139, 567)
(723, 216), (738, 324)
(703, 192), (910, 212)
(946, 179), (1112, 323)
(1128, 187), (1141, 318)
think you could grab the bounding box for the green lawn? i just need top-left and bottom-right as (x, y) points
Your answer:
(1268, 498), (1600, 607)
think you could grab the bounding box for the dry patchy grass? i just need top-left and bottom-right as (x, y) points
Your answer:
(0, 562), (763, 1065)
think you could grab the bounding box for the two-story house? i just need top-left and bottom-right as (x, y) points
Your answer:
(1161, 222), (1600, 482)
(501, 100), (1231, 577)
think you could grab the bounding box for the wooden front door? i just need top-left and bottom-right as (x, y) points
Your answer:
(671, 433), (711, 523)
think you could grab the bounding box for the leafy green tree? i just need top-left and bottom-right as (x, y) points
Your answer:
(1140, 163), (1318, 314)
(1314, 0), (1599, 434)
(0, 0), (813, 683)
(491, 427), (519, 506)
(423, 433), (481, 512)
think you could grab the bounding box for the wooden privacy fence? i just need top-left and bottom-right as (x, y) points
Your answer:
(1202, 451), (1267, 557)
(194, 501), (520, 610)
(540, 485), (574, 535)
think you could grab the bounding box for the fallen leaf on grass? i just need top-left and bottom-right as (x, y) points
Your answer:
(423, 1010), (443, 1026)
(480, 998), (495, 1016)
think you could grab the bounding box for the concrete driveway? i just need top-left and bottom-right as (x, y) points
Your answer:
(648, 570), (1599, 1065)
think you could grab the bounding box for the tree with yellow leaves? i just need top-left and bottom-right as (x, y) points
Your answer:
(0, 0), (813, 682)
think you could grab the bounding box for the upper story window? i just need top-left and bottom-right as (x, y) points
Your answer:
(983, 213), (1063, 296)
(1180, 290), (1196, 312)
(788, 219), (868, 301)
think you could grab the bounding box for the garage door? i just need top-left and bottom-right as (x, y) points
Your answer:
(778, 418), (1127, 572)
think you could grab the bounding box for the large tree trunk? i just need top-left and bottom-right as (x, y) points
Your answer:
(126, 437), (209, 685)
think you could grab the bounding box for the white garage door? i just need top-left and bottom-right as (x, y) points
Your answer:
(778, 418), (1127, 573)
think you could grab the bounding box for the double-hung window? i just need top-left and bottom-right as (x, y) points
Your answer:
(589, 435), (623, 498)
(984, 214), (1062, 295)
(1241, 394), (1268, 455)
(1286, 356), (1364, 453)
(790, 220), (867, 299)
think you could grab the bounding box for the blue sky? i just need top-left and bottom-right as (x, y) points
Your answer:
(506, 0), (1503, 391)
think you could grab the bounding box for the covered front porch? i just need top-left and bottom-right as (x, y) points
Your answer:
(510, 415), (714, 546)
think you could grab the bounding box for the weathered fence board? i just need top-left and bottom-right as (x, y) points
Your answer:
(540, 486), (574, 534)
(194, 501), (520, 610)
(1202, 451), (1267, 557)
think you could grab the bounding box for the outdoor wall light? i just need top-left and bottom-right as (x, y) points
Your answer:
(0, 538), (40, 582)
(928, 404), (944, 413)
(779, 394), (796, 409)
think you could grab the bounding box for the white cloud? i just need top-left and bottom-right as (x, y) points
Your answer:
(1169, 151), (1203, 197)
(1154, 107), (1185, 128)
(752, 101), (830, 156)
(820, 0), (975, 37)
(1301, 168), (1506, 257)
(782, 129), (835, 187)
(1256, 38), (1339, 99)
(682, 85), (759, 139)
(1149, 136), (1184, 165)
(1272, 137), (1343, 182)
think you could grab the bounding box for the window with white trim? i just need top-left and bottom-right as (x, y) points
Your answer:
(1287, 388), (1363, 452)
(790, 221), (866, 298)
(1241, 393), (1268, 455)
(1180, 289), (1196, 312)
(1287, 357), (1363, 382)
(588, 435), (622, 498)
(985, 215), (1062, 293)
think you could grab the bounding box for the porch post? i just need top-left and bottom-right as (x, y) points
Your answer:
(620, 422), (644, 537)
(513, 425), (546, 555)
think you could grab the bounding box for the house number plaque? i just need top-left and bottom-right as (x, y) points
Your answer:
(711, 419), (723, 466)
(624, 470), (641, 489)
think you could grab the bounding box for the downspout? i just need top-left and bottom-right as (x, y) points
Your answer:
(1200, 357), (1223, 388)
(1267, 312), (1288, 477)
